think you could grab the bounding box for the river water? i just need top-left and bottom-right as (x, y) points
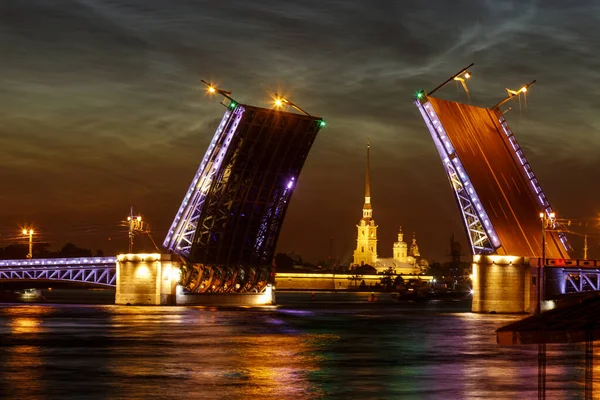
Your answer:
(0, 292), (592, 399)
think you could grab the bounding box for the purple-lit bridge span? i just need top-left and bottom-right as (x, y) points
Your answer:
(0, 257), (116, 287)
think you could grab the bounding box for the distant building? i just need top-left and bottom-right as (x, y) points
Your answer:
(352, 139), (378, 266)
(351, 140), (427, 274)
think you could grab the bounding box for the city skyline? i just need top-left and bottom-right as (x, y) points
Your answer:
(2, 1), (600, 263)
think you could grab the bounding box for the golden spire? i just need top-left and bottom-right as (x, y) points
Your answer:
(365, 138), (371, 201)
(362, 139), (372, 219)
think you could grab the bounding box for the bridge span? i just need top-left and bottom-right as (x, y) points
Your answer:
(415, 65), (593, 313)
(0, 257), (116, 287)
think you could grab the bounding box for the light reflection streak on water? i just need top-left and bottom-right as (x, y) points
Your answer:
(0, 306), (53, 398)
(0, 296), (597, 399)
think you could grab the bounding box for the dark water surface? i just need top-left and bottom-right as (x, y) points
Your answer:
(0, 292), (591, 399)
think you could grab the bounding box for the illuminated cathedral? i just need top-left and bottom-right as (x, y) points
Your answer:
(352, 141), (428, 274)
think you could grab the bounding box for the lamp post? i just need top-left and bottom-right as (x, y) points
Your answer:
(538, 211), (555, 314)
(22, 229), (34, 259)
(126, 207), (144, 253)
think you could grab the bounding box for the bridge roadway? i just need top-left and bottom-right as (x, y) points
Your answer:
(0, 257), (117, 287)
(428, 97), (567, 259)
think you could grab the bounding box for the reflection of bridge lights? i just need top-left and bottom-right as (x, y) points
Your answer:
(470, 289), (475, 295)
(10, 317), (42, 334)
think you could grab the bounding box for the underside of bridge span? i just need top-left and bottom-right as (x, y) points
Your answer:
(161, 101), (323, 297)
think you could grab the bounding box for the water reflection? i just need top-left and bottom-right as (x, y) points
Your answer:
(0, 296), (596, 399)
(0, 306), (51, 398)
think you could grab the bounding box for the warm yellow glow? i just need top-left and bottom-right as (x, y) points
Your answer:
(257, 284), (275, 305)
(10, 317), (42, 334)
(117, 253), (161, 262)
(134, 265), (151, 279)
(208, 86), (216, 93)
(137, 216), (142, 222)
(168, 265), (182, 282)
(549, 212), (555, 219)
(521, 86), (527, 92)
(464, 72), (471, 79)
(22, 229), (27, 235)
(486, 255), (521, 265)
(274, 98), (283, 107)
(539, 212), (544, 219)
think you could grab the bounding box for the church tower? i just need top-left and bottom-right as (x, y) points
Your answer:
(409, 232), (420, 258)
(353, 140), (378, 266)
(393, 226), (408, 263)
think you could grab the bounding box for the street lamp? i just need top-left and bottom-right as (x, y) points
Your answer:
(538, 211), (556, 313)
(272, 93), (313, 117)
(127, 207), (145, 253)
(22, 229), (34, 259)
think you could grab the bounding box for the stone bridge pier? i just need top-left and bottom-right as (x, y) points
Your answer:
(472, 255), (538, 314)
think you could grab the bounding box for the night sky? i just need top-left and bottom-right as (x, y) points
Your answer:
(2, 1), (600, 263)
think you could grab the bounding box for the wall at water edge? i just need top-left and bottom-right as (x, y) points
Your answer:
(275, 273), (433, 291)
(115, 253), (181, 305)
(472, 255), (532, 313)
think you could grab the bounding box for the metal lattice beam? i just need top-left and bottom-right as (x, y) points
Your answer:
(416, 98), (499, 254)
(163, 107), (244, 255)
(162, 103), (322, 293)
(0, 257), (117, 287)
(497, 116), (572, 253)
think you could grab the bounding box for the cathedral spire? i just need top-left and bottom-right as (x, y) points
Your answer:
(362, 139), (372, 219)
(365, 138), (371, 201)
(354, 138), (377, 266)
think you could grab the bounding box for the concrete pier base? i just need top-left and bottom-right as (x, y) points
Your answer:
(175, 285), (275, 306)
(115, 253), (180, 305)
(115, 253), (275, 306)
(472, 255), (534, 314)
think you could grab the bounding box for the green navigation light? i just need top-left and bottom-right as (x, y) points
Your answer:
(229, 101), (237, 109)
(319, 120), (326, 128)
(415, 90), (425, 100)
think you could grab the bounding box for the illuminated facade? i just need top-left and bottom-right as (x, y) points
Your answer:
(392, 227), (408, 263)
(163, 101), (323, 293)
(353, 141), (378, 266)
(352, 143), (427, 273)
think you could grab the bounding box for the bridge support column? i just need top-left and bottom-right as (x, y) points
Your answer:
(115, 253), (181, 305)
(472, 255), (532, 313)
(545, 267), (566, 296)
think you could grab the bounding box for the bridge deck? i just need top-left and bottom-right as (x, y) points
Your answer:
(429, 98), (567, 259)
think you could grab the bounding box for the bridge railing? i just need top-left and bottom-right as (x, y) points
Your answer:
(0, 256), (117, 268)
(0, 257), (117, 287)
(542, 259), (600, 268)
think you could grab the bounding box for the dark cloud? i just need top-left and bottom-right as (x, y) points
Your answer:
(2, 0), (600, 261)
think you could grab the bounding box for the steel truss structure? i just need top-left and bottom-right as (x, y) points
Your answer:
(416, 98), (498, 254)
(164, 103), (323, 293)
(0, 257), (117, 287)
(497, 115), (571, 252)
(562, 269), (600, 293)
